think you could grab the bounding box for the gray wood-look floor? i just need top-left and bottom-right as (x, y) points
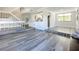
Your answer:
(0, 29), (70, 51)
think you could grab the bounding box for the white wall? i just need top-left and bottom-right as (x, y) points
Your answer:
(29, 13), (48, 30)
(55, 11), (76, 29)
(28, 9), (77, 31)
(49, 12), (56, 28)
(76, 8), (79, 30)
(28, 11), (56, 30)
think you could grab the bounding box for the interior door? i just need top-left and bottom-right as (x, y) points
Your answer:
(48, 15), (50, 28)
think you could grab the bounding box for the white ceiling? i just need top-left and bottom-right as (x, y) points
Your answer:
(0, 7), (17, 12)
(0, 7), (77, 13)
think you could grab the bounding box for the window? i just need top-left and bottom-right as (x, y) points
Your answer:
(58, 13), (71, 21)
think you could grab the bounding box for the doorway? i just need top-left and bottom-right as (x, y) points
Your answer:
(48, 15), (50, 28)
